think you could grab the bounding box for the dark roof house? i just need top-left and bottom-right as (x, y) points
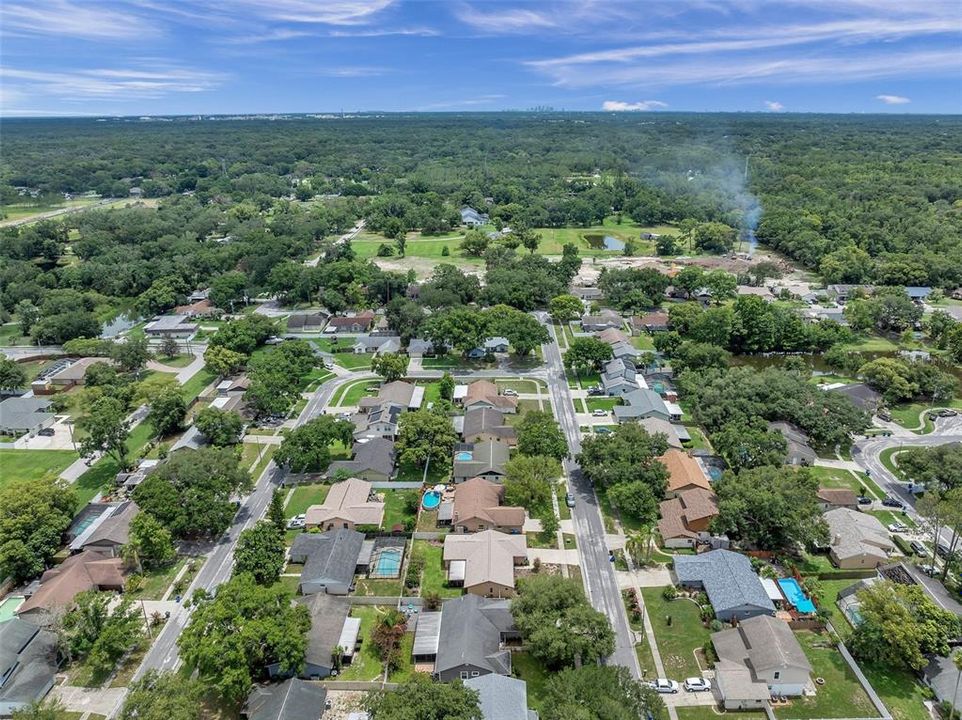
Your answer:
(289, 529), (365, 595)
(767, 421), (817, 466)
(430, 594), (517, 682)
(673, 550), (775, 622)
(0, 619), (59, 718)
(243, 680), (328, 720)
(465, 674), (538, 720)
(327, 439), (396, 482)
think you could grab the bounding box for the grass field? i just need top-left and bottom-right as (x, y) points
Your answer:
(382, 489), (418, 530)
(511, 652), (551, 715)
(334, 378), (381, 407)
(677, 710), (766, 720)
(640, 588), (712, 679)
(179, 367), (218, 402)
(285, 483), (331, 518)
(335, 606), (385, 681)
(0, 449), (79, 488)
(411, 541), (462, 598)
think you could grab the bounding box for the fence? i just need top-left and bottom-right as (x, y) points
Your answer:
(349, 596), (423, 606)
(322, 680), (399, 691)
(815, 569), (877, 581)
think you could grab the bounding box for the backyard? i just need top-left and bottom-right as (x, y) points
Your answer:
(410, 541), (462, 598)
(0, 449), (78, 488)
(640, 587), (713, 679)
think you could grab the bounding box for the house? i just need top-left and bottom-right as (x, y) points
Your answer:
(17, 550), (126, 620)
(114, 458), (160, 492)
(571, 285), (603, 302)
(609, 340), (640, 361)
(661, 449), (712, 496)
(271, 594), (357, 680)
(631, 311), (669, 334)
(174, 299), (221, 318)
(465, 674), (538, 720)
(803, 306), (847, 325)
(462, 380), (517, 414)
(613, 389), (671, 423)
(923, 654), (962, 712)
(351, 335), (400, 355)
(289, 529), (365, 595)
(767, 422), (817, 466)
(73, 501), (139, 557)
(736, 286), (775, 302)
(352, 404), (401, 441)
(326, 439), (396, 483)
(358, 381), (424, 412)
(657, 488), (719, 549)
(827, 383), (882, 413)
(673, 550), (775, 622)
(453, 440), (510, 483)
(816, 488), (858, 512)
(826, 284), (872, 302)
(0, 619), (59, 718)
(325, 311), (375, 334)
(639, 417), (683, 449)
(452, 478), (525, 534)
(712, 615), (813, 709)
(443, 530), (527, 597)
(415, 594), (519, 681)
(905, 286), (932, 302)
(823, 508), (895, 569)
(285, 313), (328, 333)
(33, 357), (112, 393)
(462, 408), (517, 446)
(461, 207), (489, 227)
(144, 314), (198, 338)
(597, 327), (630, 346)
(305, 478), (385, 531)
(243, 680), (328, 720)
(484, 337), (510, 353)
(601, 358), (645, 396)
(580, 310), (622, 332)
(0, 397), (54, 437)
(406, 338), (435, 358)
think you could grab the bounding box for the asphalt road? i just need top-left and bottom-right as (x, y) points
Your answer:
(540, 316), (642, 678)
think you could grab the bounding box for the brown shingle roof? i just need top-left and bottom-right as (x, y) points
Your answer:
(657, 488), (718, 540)
(660, 449), (711, 494)
(453, 478), (525, 529)
(18, 551), (125, 615)
(816, 488), (858, 506)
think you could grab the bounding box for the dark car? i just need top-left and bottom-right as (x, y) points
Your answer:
(38, 427), (56, 437)
(910, 540), (927, 557)
(856, 496), (872, 505)
(936, 543), (951, 559)
(881, 496), (904, 509)
(939, 409), (958, 417)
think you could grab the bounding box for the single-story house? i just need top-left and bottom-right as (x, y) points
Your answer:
(461, 207), (489, 227)
(74, 501), (139, 557)
(325, 311), (375, 334)
(114, 458), (160, 492)
(0, 619), (59, 718)
(826, 284), (872, 302)
(657, 488), (719, 549)
(453, 440), (510, 484)
(417, 594), (518, 681)
(270, 594), (357, 680)
(673, 550), (775, 622)
(289, 529), (365, 595)
(17, 550), (126, 621)
(243, 680), (328, 720)
(596, 327), (630, 346)
(826, 383), (882, 413)
(33, 357), (112, 393)
(609, 340), (640, 361)
(144, 314), (198, 338)
(0, 397), (55, 437)
(571, 285), (603, 302)
(326, 439), (396, 483)
(712, 615), (812, 709)
(305, 477), (385, 531)
(406, 338), (435, 358)
(823, 508), (895, 569)
(580, 310), (622, 332)
(905, 286), (933, 302)
(816, 488), (858, 512)
(613, 389), (671, 423)
(285, 313), (327, 333)
(358, 381), (424, 412)
(631, 311), (670, 334)
(465, 674), (538, 720)
(443, 530), (527, 597)
(352, 404), (401, 441)
(661, 449), (712, 496)
(351, 335), (401, 355)
(462, 380), (517, 414)
(736, 286), (775, 302)
(638, 417), (683, 449)
(452, 478), (525, 534)
(767, 421), (817, 466)
(462, 408), (517, 446)
(923, 654), (962, 712)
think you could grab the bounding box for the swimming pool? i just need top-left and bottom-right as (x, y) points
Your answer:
(369, 547), (403, 579)
(422, 490), (442, 510)
(778, 577), (816, 614)
(454, 451), (473, 462)
(0, 596), (24, 623)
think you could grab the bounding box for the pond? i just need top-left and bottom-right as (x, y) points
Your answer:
(583, 233), (625, 251)
(100, 311), (140, 339)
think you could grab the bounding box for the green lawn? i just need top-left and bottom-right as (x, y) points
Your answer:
(682, 425), (711, 451)
(355, 578), (404, 597)
(155, 354), (196, 368)
(397, 459), (450, 484)
(285, 483), (331, 517)
(868, 509), (914, 528)
(411, 541), (462, 598)
(126, 557), (190, 600)
(511, 651), (551, 716)
(677, 710), (766, 720)
(640, 588), (712, 679)
(808, 466), (875, 496)
(179, 367), (218, 402)
(862, 664), (931, 720)
(382, 489), (418, 530)
(586, 397), (621, 412)
(336, 606), (385, 681)
(530, 217), (679, 255)
(774, 630), (877, 719)
(335, 379), (381, 407)
(495, 378), (546, 393)
(0, 449), (79, 488)
(386, 632), (417, 683)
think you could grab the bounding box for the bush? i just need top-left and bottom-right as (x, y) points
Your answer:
(404, 553), (425, 590)
(699, 605), (715, 623)
(892, 534), (914, 556)
(702, 639), (718, 668)
(441, 246), (450, 256)
(125, 574), (146, 593)
(662, 585), (677, 601)
(423, 591), (441, 611)
(696, 591), (709, 606)
(376, 243), (394, 257)
(709, 619), (723, 632)
(532, 557), (542, 573)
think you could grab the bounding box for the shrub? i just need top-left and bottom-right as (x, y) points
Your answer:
(699, 605), (715, 623)
(702, 639), (718, 668)
(441, 246), (450, 256)
(404, 553), (425, 590)
(532, 557), (542, 573)
(662, 585), (678, 601)
(709, 619), (723, 632)
(696, 591), (709, 606)
(125, 574), (145, 593)
(423, 591), (441, 611)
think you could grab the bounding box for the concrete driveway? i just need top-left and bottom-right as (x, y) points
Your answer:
(13, 416), (76, 450)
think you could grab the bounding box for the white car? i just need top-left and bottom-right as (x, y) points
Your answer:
(503, 389), (519, 396)
(684, 678), (712, 693)
(287, 514), (306, 529)
(592, 409), (607, 417)
(887, 523), (909, 533)
(650, 679), (679, 694)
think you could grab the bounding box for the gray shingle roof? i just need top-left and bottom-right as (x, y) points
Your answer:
(328, 438), (396, 478)
(0, 618), (59, 714)
(296, 593), (351, 668)
(290, 529), (364, 589)
(674, 550), (774, 616)
(0, 397), (54, 432)
(465, 674), (535, 720)
(435, 595), (515, 676)
(244, 679), (328, 720)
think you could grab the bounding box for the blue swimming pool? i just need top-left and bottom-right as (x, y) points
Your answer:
(422, 490), (442, 510)
(454, 451), (473, 461)
(778, 577), (816, 614)
(370, 547), (403, 579)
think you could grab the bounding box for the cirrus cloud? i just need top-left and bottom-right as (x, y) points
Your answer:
(602, 100), (668, 111)
(876, 94), (910, 104)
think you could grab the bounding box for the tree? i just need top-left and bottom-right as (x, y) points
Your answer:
(438, 372), (455, 401)
(541, 665), (667, 720)
(710, 421), (787, 470)
(62, 592), (144, 675)
(268, 488), (286, 534)
(364, 675), (481, 720)
(693, 221), (736, 253)
(0, 477), (76, 582)
(77, 396), (131, 470)
(124, 512), (175, 571)
(15, 300), (40, 336)
(274, 415), (354, 473)
(194, 406), (244, 446)
(564, 337), (613, 373)
(385, 297), (426, 342)
(512, 575), (615, 669)
(147, 387), (187, 437)
(119, 670), (204, 720)
(485, 305), (549, 356)
(712, 466), (827, 551)
(704, 270), (737, 304)
(460, 228), (490, 257)
(504, 455), (557, 509)
(549, 294), (584, 323)
(670, 341), (731, 373)
(209, 271), (247, 311)
(371, 608), (408, 672)
(234, 522), (285, 585)
(673, 266), (705, 299)
(899, 446), (962, 493)
(0, 356), (27, 391)
(203, 345), (247, 377)
(133, 448), (252, 538)
(178, 574), (310, 704)
(396, 409), (457, 469)
(111, 335), (151, 375)
(516, 410), (568, 460)
(607, 481), (659, 525)
(578, 424), (669, 497)
(159, 334), (180, 359)
(371, 352), (409, 382)
(850, 581), (961, 671)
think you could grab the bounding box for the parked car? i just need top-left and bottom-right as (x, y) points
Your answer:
(684, 678), (712, 693)
(856, 496), (873, 506)
(910, 540), (928, 557)
(881, 496), (904, 509)
(650, 679), (679, 694)
(936, 543), (951, 559)
(939, 409), (958, 417)
(287, 514), (306, 529)
(887, 523), (909, 533)
(587, 388), (605, 396)
(503, 388), (519, 397)
(920, 564), (938, 576)
(596, 427), (612, 434)
(38, 427), (56, 436)
(877, 408), (892, 421)
(592, 409), (607, 417)
(565, 492), (576, 508)
(323, 359), (334, 369)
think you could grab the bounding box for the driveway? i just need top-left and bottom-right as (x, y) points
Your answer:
(52, 684), (126, 715)
(13, 416), (75, 450)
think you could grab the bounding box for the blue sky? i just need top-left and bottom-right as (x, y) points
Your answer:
(1, 0), (960, 116)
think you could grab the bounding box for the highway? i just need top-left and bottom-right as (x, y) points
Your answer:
(540, 315), (642, 678)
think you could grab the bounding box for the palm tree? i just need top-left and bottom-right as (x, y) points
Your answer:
(625, 526), (655, 565)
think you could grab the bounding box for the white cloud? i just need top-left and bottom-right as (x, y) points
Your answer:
(876, 94), (910, 104)
(1, 0), (156, 40)
(229, 0), (395, 25)
(602, 100), (668, 111)
(454, 4), (557, 33)
(328, 26), (439, 37)
(764, 100), (785, 111)
(315, 66), (390, 77)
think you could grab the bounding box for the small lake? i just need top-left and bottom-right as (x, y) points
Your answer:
(100, 312), (140, 339)
(583, 233), (625, 251)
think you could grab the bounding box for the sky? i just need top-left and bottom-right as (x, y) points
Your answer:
(1, 0), (960, 116)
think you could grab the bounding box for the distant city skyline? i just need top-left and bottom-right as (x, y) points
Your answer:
(1, 0), (960, 117)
